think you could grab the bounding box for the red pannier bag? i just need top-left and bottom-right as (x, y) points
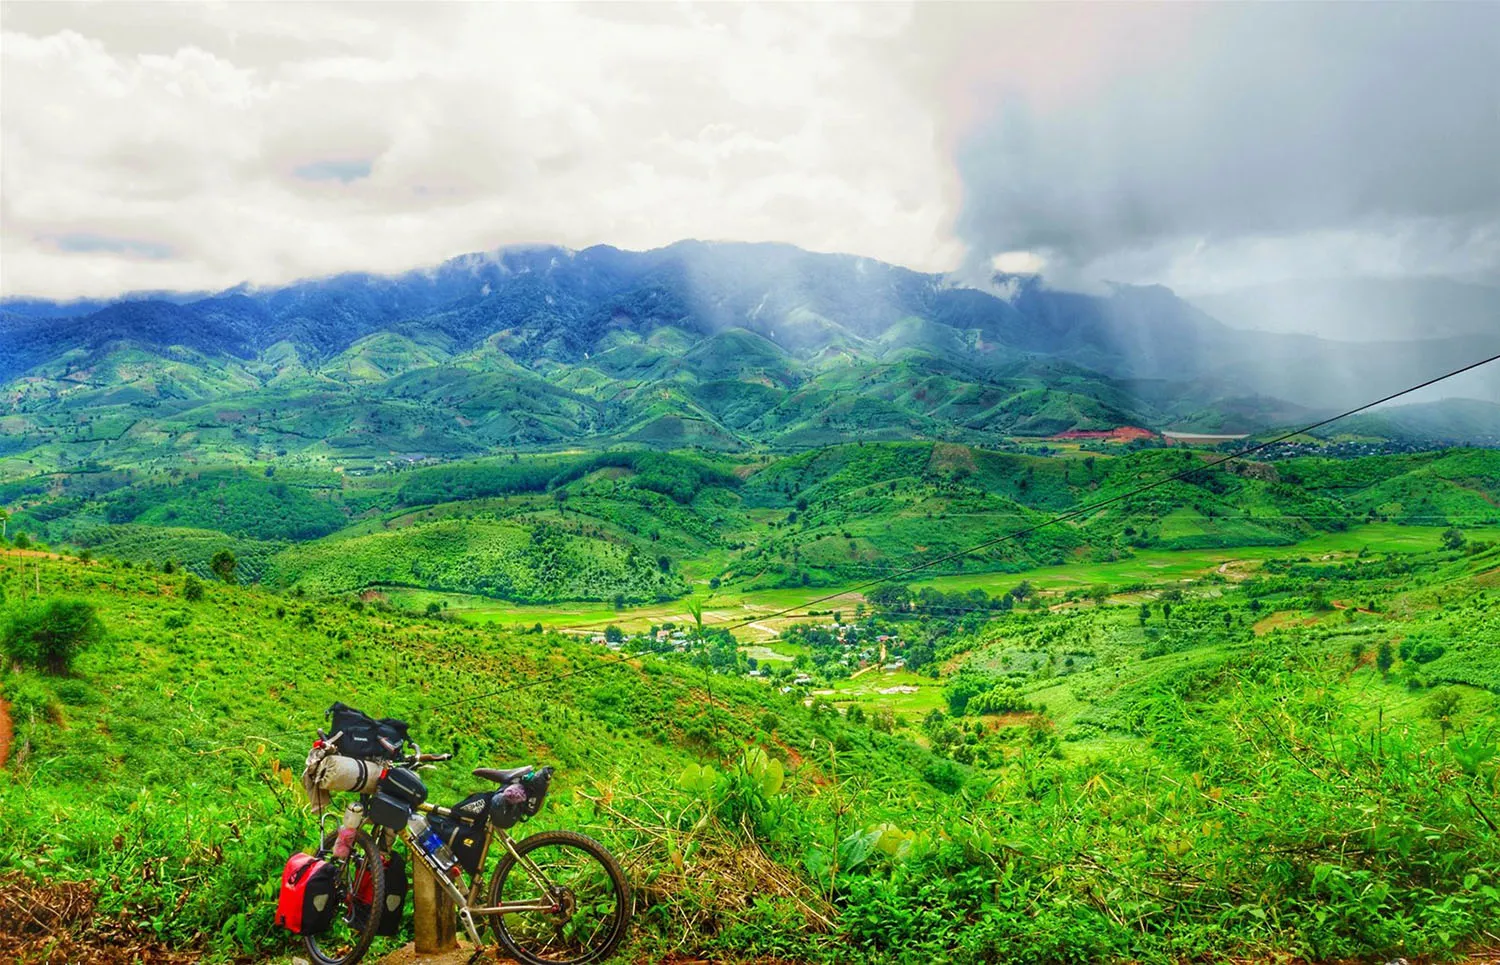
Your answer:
(276, 852), (340, 935)
(353, 850), (408, 938)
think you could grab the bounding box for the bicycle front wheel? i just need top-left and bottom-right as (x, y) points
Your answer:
(303, 829), (384, 965)
(488, 829), (631, 965)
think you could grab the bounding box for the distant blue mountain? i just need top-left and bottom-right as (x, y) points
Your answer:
(4, 240), (1497, 413)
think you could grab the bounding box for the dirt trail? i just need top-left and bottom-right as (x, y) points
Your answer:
(374, 942), (514, 964)
(0, 697), (11, 769)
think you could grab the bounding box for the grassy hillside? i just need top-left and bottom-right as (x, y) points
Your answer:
(4, 516), (1500, 962)
(264, 517), (687, 603)
(5, 446), (1497, 607)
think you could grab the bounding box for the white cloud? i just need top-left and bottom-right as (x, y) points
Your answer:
(1, 3), (959, 298)
(2, 2), (1494, 306)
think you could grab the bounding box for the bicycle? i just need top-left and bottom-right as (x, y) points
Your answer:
(300, 720), (630, 965)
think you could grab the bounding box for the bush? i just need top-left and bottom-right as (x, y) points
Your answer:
(183, 575), (205, 602)
(210, 549), (237, 585)
(3, 598), (105, 674)
(922, 759), (964, 793)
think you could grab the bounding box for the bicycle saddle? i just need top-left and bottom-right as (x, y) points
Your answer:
(473, 765), (534, 784)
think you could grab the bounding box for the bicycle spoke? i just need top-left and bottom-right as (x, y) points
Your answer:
(494, 835), (626, 964)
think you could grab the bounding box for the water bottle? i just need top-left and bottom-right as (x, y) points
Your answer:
(407, 813), (463, 882)
(333, 802), (364, 860)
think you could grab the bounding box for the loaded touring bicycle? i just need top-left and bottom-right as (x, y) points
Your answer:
(279, 702), (631, 965)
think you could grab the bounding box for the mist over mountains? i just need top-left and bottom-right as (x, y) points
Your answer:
(3, 240), (1497, 462)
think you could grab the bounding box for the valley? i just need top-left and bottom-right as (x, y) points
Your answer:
(4, 241), (1500, 965)
(3, 437), (1499, 963)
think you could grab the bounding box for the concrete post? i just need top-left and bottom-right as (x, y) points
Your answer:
(412, 857), (457, 954)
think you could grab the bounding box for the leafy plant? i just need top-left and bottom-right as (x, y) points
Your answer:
(3, 597), (104, 674)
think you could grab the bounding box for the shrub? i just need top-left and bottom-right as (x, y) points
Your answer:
(3, 598), (105, 674)
(183, 575), (205, 602)
(210, 549), (237, 584)
(921, 759), (964, 793)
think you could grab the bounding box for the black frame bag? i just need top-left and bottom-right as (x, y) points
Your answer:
(431, 792), (492, 875)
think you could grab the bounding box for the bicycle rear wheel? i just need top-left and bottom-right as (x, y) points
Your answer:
(303, 829), (384, 965)
(488, 829), (631, 965)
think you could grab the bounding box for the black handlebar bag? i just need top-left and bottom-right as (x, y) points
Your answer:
(367, 767), (427, 830)
(326, 702), (410, 761)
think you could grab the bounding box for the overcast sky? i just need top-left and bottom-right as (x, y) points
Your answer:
(2, 2), (1497, 303)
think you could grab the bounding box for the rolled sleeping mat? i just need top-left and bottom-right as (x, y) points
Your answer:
(315, 755), (384, 793)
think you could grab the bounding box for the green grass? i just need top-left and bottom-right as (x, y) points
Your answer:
(4, 515), (1500, 963)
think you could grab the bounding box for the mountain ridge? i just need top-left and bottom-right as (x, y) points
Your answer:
(4, 241), (1497, 467)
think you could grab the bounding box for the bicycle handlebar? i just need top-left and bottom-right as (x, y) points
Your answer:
(400, 752), (452, 766)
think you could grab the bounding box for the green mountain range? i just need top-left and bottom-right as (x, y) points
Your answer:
(5, 242), (1496, 474)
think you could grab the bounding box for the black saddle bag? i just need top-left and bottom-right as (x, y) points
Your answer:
(490, 767), (552, 830)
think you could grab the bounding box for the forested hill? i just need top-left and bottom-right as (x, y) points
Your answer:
(4, 242), (1497, 467)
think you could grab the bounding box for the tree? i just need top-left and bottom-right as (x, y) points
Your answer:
(1138, 602), (1151, 625)
(657, 555), (672, 574)
(1443, 527), (1466, 551)
(1009, 580), (1034, 601)
(1426, 688), (1462, 734)
(604, 624), (624, 644)
(183, 574), (205, 602)
(0, 508), (8, 541)
(3, 598), (105, 674)
(425, 601), (442, 616)
(922, 708), (947, 737)
(210, 549), (237, 584)
(1376, 640), (1395, 678)
(867, 583), (912, 612)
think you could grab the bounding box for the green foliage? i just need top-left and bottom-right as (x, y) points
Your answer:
(267, 518), (686, 603)
(101, 472), (348, 541)
(5, 442), (1500, 962)
(209, 549), (237, 584)
(3, 597), (104, 674)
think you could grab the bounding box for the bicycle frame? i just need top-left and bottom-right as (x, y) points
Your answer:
(383, 800), (566, 946)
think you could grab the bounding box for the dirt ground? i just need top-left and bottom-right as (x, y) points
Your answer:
(0, 696), (12, 769)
